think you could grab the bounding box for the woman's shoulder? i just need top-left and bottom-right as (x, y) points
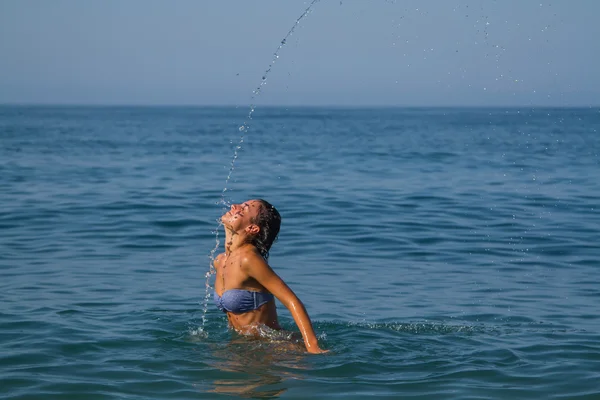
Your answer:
(239, 246), (269, 271)
(213, 252), (226, 269)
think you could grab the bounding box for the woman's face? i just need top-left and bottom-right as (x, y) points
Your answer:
(221, 200), (262, 232)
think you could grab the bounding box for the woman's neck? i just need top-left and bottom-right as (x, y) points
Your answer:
(224, 228), (251, 255)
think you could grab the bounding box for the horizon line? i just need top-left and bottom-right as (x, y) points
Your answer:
(1, 102), (598, 109)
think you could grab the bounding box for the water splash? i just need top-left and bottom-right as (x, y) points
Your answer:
(219, 0), (320, 207)
(198, 0), (321, 333)
(321, 320), (491, 335)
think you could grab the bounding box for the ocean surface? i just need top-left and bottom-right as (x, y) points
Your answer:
(1, 105), (599, 399)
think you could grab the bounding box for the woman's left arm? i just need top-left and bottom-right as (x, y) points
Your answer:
(242, 252), (327, 354)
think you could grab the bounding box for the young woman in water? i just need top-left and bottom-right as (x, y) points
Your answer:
(213, 199), (327, 354)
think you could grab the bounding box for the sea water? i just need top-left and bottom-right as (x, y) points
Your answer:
(1, 105), (599, 399)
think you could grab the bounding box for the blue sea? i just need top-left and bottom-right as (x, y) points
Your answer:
(1, 105), (599, 399)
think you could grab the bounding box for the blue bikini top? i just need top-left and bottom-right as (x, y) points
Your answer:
(214, 289), (274, 314)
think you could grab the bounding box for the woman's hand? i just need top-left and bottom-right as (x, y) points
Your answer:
(307, 347), (330, 354)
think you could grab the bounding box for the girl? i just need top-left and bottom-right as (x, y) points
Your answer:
(213, 199), (327, 354)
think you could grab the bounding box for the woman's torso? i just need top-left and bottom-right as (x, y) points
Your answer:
(214, 250), (281, 332)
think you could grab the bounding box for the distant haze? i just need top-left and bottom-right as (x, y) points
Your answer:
(1, 0), (598, 106)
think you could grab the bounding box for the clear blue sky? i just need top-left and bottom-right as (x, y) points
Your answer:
(1, 0), (598, 106)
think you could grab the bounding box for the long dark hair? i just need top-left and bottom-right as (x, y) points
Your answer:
(249, 199), (281, 260)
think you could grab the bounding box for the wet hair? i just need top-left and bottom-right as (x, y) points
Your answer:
(249, 199), (281, 260)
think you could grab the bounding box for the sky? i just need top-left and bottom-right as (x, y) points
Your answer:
(1, 0), (599, 106)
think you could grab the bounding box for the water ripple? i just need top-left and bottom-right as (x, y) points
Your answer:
(2, 106), (600, 399)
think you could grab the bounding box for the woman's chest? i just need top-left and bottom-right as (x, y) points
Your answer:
(220, 257), (253, 287)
